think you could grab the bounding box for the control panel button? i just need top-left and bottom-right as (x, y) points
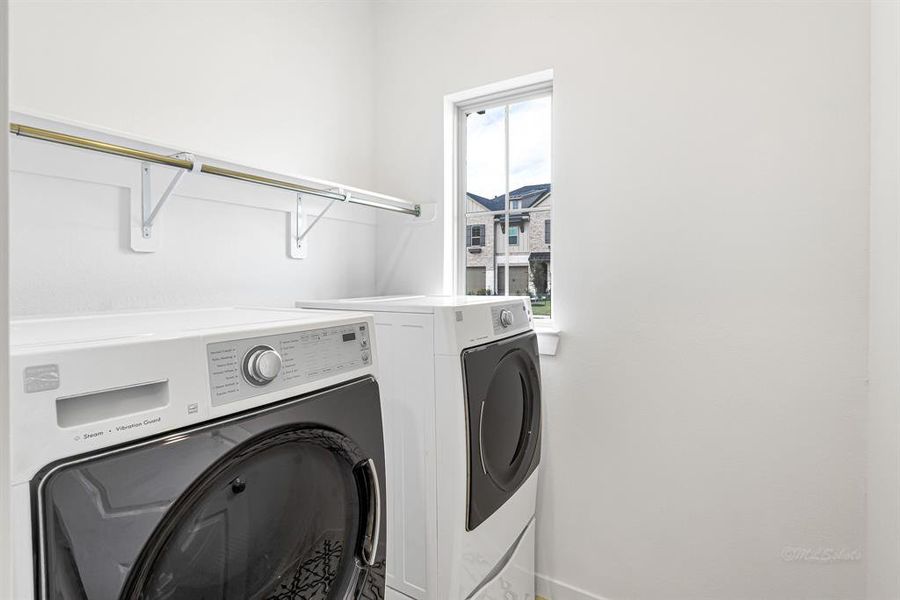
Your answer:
(490, 303), (527, 335)
(243, 345), (283, 386)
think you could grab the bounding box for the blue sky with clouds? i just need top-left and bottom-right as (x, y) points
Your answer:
(466, 96), (551, 200)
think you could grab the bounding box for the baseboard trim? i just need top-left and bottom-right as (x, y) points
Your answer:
(535, 573), (612, 600)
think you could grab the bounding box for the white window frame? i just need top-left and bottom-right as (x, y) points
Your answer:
(444, 72), (553, 312)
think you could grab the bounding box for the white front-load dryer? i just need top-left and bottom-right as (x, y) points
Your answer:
(297, 296), (541, 600)
(9, 307), (387, 600)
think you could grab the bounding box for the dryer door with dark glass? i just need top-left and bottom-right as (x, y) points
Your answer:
(35, 377), (385, 600)
(463, 332), (542, 530)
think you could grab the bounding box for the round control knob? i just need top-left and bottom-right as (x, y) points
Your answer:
(499, 309), (514, 328)
(243, 345), (282, 386)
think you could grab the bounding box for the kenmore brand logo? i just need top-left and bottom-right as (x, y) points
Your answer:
(24, 364), (60, 393)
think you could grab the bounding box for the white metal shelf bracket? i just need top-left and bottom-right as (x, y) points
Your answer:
(8, 121), (423, 255)
(290, 189), (347, 259)
(141, 154), (194, 239)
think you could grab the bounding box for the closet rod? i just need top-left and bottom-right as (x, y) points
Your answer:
(9, 122), (421, 217)
(9, 123), (194, 169)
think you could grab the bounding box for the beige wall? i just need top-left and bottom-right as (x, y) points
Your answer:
(527, 207), (552, 255)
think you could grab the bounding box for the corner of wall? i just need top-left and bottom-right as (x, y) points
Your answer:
(0, 0), (10, 594)
(866, 1), (900, 597)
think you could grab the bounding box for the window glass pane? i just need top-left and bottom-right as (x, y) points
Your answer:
(509, 95), (552, 314)
(465, 106), (505, 295)
(509, 96), (551, 195)
(466, 106), (506, 208)
(463, 94), (551, 311)
(495, 265), (530, 296)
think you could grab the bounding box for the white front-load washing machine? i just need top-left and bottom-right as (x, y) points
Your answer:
(297, 296), (541, 600)
(9, 307), (386, 600)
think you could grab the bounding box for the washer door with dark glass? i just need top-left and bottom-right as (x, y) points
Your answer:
(463, 332), (542, 530)
(34, 377), (385, 600)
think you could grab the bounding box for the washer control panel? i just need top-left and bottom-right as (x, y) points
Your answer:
(207, 321), (371, 406)
(490, 301), (531, 335)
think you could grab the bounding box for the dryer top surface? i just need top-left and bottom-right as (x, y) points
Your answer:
(11, 306), (370, 351)
(298, 294), (525, 314)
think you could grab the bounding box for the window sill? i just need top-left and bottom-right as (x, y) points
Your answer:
(532, 319), (560, 356)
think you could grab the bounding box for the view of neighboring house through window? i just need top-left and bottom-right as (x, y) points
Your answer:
(463, 91), (552, 317)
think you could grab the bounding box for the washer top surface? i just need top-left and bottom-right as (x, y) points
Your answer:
(11, 306), (367, 351)
(298, 295), (525, 314)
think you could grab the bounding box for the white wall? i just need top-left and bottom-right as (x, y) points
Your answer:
(8, 0), (380, 316)
(0, 1), (11, 596)
(10, 0), (376, 186)
(372, 3), (871, 599)
(867, 2), (900, 598)
(5, 2), (883, 598)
